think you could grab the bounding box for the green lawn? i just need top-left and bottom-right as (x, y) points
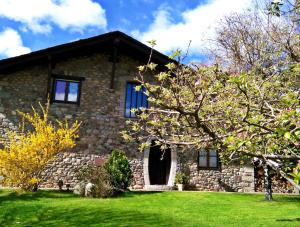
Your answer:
(0, 190), (299, 227)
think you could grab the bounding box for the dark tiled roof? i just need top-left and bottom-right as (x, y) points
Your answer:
(0, 31), (171, 74)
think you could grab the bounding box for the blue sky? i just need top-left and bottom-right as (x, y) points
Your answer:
(0, 0), (252, 61)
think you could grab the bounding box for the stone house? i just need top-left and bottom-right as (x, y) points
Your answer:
(0, 31), (294, 193)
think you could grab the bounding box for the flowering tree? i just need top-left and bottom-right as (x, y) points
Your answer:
(0, 103), (80, 191)
(211, 0), (299, 73)
(209, 0), (300, 199)
(123, 57), (299, 199)
(123, 0), (299, 200)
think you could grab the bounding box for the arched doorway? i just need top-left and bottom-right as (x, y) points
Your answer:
(148, 145), (171, 185)
(143, 141), (177, 189)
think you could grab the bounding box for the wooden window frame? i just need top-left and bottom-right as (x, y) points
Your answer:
(124, 81), (148, 118)
(51, 74), (85, 105)
(198, 150), (220, 170)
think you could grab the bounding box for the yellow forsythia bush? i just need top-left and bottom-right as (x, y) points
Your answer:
(0, 102), (80, 191)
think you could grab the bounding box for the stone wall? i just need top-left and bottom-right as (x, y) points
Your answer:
(177, 152), (255, 192)
(179, 152), (297, 193)
(0, 65), (46, 146)
(130, 158), (144, 189)
(0, 113), (18, 146)
(40, 152), (144, 189)
(188, 163), (254, 192)
(0, 53), (147, 155)
(0, 52), (145, 189)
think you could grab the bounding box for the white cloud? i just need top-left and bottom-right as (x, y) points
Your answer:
(0, 0), (107, 34)
(0, 28), (31, 57)
(135, 0), (253, 54)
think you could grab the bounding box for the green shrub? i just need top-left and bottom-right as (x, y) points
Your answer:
(175, 172), (188, 184)
(104, 150), (133, 191)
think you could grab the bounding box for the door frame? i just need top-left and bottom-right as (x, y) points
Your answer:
(143, 140), (177, 187)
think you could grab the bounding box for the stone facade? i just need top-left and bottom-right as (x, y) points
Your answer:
(0, 42), (295, 193)
(176, 152), (254, 192)
(0, 52), (146, 188)
(189, 164), (254, 192)
(40, 152), (144, 189)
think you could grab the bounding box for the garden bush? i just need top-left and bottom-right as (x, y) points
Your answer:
(175, 172), (188, 184)
(75, 150), (132, 198)
(0, 102), (80, 191)
(75, 165), (114, 198)
(104, 150), (133, 191)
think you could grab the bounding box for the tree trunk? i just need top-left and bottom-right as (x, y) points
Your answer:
(31, 183), (38, 192)
(263, 164), (273, 201)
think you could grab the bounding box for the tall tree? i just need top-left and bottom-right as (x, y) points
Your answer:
(211, 0), (299, 73)
(123, 60), (299, 195)
(209, 0), (300, 198)
(123, 0), (300, 200)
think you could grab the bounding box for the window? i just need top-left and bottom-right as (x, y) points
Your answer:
(51, 75), (84, 104)
(198, 149), (219, 169)
(125, 82), (148, 118)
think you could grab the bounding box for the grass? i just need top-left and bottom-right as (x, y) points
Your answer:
(0, 190), (299, 227)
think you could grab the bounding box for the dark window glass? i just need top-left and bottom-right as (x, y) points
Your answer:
(199, 149), (219, 169)
(125, 82), (148, 118)
(53, 79), (80, 104)
(199, 150), (207, 167)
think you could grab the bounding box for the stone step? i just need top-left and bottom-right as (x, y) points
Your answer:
(144, 185), (173, 191)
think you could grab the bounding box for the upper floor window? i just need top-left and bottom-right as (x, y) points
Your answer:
(198, 149), (219, 169)
(51, 75), (84, 105)
(125, 82), (148, 118)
